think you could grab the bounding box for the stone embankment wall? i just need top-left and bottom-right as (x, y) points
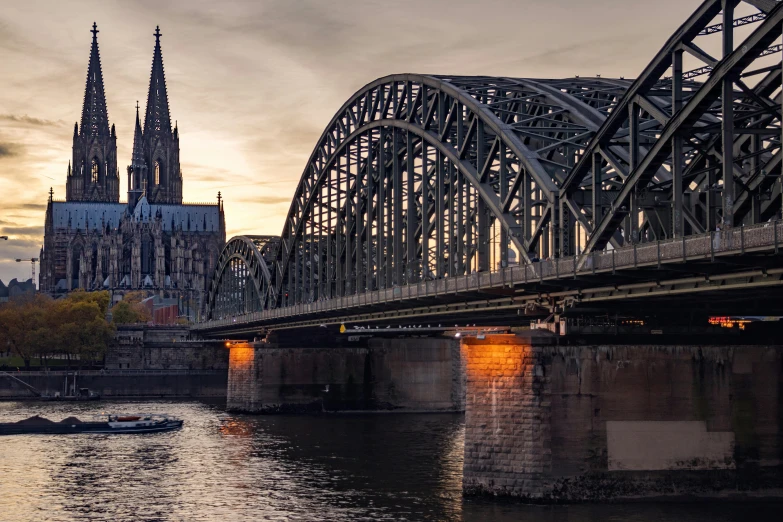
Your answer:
(0, 371), (226, 399)
(462, 334), (783, 501)
(1, 325), (229, 400)
(227, 338), (464, 413)
(107, 325), (228, 370)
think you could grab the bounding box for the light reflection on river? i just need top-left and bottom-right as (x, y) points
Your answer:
(0, 401), (779, 521)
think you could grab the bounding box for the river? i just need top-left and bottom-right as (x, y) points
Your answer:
(0, 401), (779, 521)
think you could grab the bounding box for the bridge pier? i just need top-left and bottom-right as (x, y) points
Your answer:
(227, 337), (464, 413)
(462, 333), (783, 501)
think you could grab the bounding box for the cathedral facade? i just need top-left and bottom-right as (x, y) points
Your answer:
(39, 24), (225, 317)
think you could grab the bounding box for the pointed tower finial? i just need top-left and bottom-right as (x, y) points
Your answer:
(144, 25), (171, 136)
(140, 24), (181, 205)
(49, 187), (54, 202)
(80, 22), (110, 138)
(130, 100), (145, 172)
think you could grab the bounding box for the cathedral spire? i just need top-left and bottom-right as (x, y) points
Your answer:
(127, 101), (146, 209)
(131, 101), (144, 167)
(143, 26), (172, 136)
(68, 22), (119, 202)
(80, 22), (110, 138)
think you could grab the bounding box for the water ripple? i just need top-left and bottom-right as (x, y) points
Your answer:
(1, 401), (780, 521)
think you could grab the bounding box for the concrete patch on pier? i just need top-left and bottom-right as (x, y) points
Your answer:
(606, 421), (734, 471)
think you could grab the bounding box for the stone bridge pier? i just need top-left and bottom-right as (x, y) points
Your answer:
(225, 330), (783, 500)
(462, 333), (783, 501)
(226, 337), (465, 413)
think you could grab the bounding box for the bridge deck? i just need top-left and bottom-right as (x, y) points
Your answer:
(195, 221), (783, 334)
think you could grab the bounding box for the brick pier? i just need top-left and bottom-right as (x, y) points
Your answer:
(462, 333), (783, 501)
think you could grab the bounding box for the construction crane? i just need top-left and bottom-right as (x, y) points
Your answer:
(16, 258), (39, 288)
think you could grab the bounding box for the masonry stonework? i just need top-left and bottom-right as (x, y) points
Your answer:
(107, 325), (228, 370)
(462, 334), (552, 498)
(462, 334), (783, 501)
(226, 338), (464, 413)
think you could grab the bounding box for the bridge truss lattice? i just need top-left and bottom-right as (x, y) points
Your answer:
(206, 0), (783, 322)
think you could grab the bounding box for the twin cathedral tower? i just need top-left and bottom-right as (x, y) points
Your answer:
(68, 24), (183, 206)
(39, 24), (226, 315)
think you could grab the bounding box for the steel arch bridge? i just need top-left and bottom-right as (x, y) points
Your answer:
(202, 0), (783, 330)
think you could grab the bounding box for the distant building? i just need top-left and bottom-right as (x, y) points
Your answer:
(0, 279), (36, 303)
(38, 24), (225, 316)
(140, 295), (181, 325)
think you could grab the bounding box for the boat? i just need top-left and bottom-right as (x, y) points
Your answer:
(0, 413), (183, 435)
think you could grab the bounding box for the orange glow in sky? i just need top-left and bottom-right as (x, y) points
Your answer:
(0, 0), (715, 283)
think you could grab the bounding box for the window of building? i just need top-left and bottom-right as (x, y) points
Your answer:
(154, 161), (161, 185)
(91, 159), (99, 183)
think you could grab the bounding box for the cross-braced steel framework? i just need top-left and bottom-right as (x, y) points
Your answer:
(205, 0), (783, 322)
(209, 235), (278, 320)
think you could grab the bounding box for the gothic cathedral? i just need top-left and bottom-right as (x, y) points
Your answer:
(39, 24), (226, 318)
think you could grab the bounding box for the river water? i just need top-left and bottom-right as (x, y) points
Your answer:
(0, 401), (779, 521)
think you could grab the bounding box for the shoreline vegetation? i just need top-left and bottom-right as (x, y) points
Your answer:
(0, 290), (151, 371)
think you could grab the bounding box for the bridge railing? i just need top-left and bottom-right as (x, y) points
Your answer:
(196, 220), (782, 330)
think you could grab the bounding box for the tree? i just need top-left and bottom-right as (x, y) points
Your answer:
(54, 297), (115, 368)
(0, 291), (116, 370)
(123, 291), (148, 304)
(67, 289), (110, 315)
(0, 294), (53, 369)
(111, 301), (152, 324)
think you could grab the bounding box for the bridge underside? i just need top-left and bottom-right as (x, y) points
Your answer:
(200, 0), (783, 337)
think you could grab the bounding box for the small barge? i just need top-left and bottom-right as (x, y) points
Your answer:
(0, 414), (183, 435)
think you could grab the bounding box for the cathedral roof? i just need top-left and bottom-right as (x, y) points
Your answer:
(132, 195), (151, 221)
(51, 201), (222, 232)
(143, 26), (172, 137)
(53, 202), (126, 230)
(80, 23), (110, 138)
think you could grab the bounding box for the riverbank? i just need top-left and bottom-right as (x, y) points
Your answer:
(0, 370), (227, 400)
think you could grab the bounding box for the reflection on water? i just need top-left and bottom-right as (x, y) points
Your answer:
(0, 401), (780, 521)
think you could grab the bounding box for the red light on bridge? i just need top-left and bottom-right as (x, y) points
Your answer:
(708, 316), (750, 330)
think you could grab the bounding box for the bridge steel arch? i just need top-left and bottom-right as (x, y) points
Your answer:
(207, 235), (279, 319)
(205, 0), (783, 323)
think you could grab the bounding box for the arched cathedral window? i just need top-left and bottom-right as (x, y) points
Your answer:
(91, 159), (99, 183)
(154, 161), (161, 185)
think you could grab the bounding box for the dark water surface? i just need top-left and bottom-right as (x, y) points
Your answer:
(0, 401), (779, 521)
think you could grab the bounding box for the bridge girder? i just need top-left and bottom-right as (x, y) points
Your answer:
(204, 0), (783, 324)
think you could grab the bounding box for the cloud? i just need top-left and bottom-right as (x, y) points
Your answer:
(0, 0), (705, 283)
(0, 225), (44, 237)
(0, 114), (64, 127)
(0, 142), (19, 157)
(236, 194), (292, 205)
(3, 202), (47, 212)
(0, 239), (42, 267)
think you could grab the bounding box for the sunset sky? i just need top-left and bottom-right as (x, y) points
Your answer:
(0, 0), (709, 284)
